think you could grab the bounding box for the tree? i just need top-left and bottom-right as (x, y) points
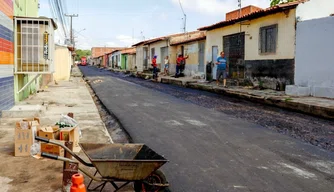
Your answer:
(75, 49), (91, 61)
(270, 0), (296, 7)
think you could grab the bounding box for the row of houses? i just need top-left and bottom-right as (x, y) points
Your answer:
(90, 0), (334, 98)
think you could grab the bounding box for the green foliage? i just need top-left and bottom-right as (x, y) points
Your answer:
(270, 0), (296, 7)
(75, 49), (91, 61)
(284, 97), (293, 102)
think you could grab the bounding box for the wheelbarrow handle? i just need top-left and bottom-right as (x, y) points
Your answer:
(41, 152), (58, 160)
(35, 136), (50, 143)
(35, 136), (94, 167)
(41, 152), (104, 182)
(41, 152), (78, 164)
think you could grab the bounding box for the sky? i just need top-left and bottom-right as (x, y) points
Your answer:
(39, 0), (271, 49)
(38, 0), (334, 50)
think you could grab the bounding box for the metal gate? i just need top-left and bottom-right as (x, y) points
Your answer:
(223, 32), (245, 79)
(14, 17), (56, 74)
(198, 41), (205, 72)
(160, 47), (168, 69)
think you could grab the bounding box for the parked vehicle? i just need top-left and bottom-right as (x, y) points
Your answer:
(81, 56), (87, 66)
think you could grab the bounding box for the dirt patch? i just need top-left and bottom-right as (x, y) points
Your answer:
(0, 152), (63, 192)
(0, 130), (7, 140)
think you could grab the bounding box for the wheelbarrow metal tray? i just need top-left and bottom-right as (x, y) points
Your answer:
(79, 143), (168, 181)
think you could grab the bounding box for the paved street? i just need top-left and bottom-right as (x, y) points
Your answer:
(80, 66), (334, 192)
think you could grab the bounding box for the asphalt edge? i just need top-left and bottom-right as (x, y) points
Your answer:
(78, 68), (134, 143)
(126, 71), (334, 120)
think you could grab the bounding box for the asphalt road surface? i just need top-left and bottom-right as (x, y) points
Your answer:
(80, 66), (334, 192)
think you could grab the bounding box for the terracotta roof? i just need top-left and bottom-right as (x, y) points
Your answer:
(143, 37), (166, 45)
(198, 1), (308, 31)
(170, 35), (206, 46)
(121, 48), (136, 54)
(132, 31), (202, 47)
(105, 48), (127, 55)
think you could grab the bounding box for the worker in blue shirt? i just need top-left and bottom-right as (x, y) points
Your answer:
(215, 51), (228, 87)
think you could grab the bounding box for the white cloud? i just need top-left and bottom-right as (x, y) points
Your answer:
(76, 42), (92, 50)
(171, 0), (269, 17)
(105, 41), (121, 47)
(116, 35), (139, 46)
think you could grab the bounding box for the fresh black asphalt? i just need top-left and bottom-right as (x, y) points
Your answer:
(80, 66), (334, 192)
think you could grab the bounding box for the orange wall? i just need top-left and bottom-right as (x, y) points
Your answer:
(0, 0), (14, 65)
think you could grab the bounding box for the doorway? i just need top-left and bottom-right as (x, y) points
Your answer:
(143, 47), (148, 69)
(198, 42), (205, 72)
(212, 46), (219, 80)
(124, 55), (127, 70)
(161, 47), (168, 70)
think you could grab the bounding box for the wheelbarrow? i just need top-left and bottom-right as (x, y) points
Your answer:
(35, 136), (169, 192)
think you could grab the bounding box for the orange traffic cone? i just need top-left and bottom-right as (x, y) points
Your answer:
(70, 173), (86, 192)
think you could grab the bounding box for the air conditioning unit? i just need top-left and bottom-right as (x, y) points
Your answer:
(14, 17), (57, 74)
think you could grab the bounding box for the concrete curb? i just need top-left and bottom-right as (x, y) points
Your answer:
(115, 70), (334, 119)
(80, 72), (134, 143)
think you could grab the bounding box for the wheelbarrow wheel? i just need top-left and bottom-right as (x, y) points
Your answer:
(134, 170), (167, 192)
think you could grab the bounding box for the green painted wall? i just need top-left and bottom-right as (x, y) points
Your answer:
(14, 75), (42, 102)
(14, 0), (39, 17)
(121, 55), (127, 70)
(14, 0), (40, 102)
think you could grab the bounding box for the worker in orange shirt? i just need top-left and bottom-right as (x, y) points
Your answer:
(175, 54), (189, 78)
(152, 55), (158, 81)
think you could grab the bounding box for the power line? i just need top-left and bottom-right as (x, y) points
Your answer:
(48, 0), (66, 41)
(54, 0), (68, 37)
(48, 0), (69, 41)
(58, 0), (69, 33)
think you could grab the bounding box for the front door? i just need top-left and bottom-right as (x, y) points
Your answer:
(223, 32), (245, 79)
(212, 46), (219, 80)
(198, 41), (205, 72)
(143, 47), (148, 70)
(160, 47), (168, 69)
(124, 55), (127, 70)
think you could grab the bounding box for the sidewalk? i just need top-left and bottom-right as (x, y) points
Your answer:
(0, 67), (121, 192)
(123, 70), (334, 119)
(189, 82), (334, 119)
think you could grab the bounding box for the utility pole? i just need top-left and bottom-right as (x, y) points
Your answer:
(65, 14), (78, 47)
(178, 0), (186, 33)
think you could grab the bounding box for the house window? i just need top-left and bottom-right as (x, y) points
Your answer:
(259, 24), (278, 53)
